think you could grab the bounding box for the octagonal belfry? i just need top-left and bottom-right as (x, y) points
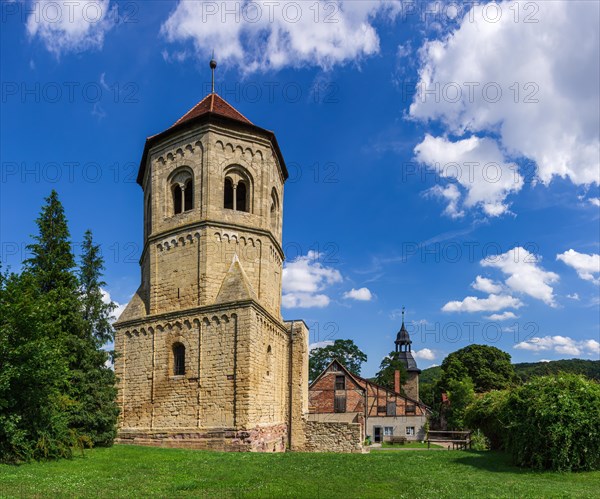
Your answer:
(114, 69), (309, 452)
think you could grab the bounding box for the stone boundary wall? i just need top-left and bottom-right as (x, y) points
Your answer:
(303, 421), (364, 453)
(116, 423), (287, 452)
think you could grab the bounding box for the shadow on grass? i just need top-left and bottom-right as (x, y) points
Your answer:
(450, 451), (529, 474)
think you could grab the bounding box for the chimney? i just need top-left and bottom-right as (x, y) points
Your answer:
(394, 370), (401, 394)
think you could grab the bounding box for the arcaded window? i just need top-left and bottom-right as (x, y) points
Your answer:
(173, 343), (185, 376)
(169, 168), (194, 216)
(223, 166), (252, 213)
(224, 177), (234, 209)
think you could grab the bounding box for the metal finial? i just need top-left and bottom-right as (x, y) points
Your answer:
(209, 52), (217, 94)
(402, 306), (405, 323)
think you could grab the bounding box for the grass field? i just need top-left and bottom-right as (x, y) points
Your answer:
(1, 445), (599, 498)
(378, 441), (443, 449)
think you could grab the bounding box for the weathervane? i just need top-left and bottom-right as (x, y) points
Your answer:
(210, 51), (217, 94)
(402, 306), (405, 323)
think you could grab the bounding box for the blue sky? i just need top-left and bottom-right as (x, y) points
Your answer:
(1, 1), (599, 377)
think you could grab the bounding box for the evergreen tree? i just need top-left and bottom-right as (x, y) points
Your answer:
(0, 270), (74, 462)
(21, 191), (118, 450)
(79, 230), (116, 347)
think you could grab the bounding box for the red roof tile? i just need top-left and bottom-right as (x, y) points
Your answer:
(171, 93), (252, 128)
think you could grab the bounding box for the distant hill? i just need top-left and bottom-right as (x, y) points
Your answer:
(513, 359), (600, 382)
(420, 359), (599, 383)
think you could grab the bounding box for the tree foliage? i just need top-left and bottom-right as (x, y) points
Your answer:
(309, 339), (367, 381)
(374, 352), (408, 393)
(439, 344), (516, 393)
(0, 191), (119, 462)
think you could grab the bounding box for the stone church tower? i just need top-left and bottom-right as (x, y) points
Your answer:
(394, 309), (421, 401)
(114, 61), (309, 451)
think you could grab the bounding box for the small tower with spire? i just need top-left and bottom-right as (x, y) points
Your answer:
(393, 307), (421, 400)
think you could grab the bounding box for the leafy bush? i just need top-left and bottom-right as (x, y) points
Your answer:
(465, 390), (511, 450)
(466, 374), (600, 471)
(470, 429), (490, 451)
(504, 374), (600, 471)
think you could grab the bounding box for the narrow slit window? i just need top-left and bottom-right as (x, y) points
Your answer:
(173, 343), (185, 376)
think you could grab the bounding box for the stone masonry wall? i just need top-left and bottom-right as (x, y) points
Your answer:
(303, 421), (363, 453)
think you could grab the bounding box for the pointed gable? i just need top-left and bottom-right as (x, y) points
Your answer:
(215, 255), (257, 304)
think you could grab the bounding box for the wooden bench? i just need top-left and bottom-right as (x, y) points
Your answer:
(387, 436), (407, 445)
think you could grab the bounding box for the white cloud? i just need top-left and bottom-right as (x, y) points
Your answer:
(515, 336), (600, 358)
(414, 348), (436, 361)
(343, 287), (373, 301)
(482, 247), (559, 306)
(485, 311), (517, 321)
(540, 359), (551, 363)
(27, 0), (116, 57)
(161, 0), (401, 73)
(589, 198), (600, 207)
(282, 251), (342, 309)
(442, 293), (523, 313)
(557, 249), (600, 285)
(425, 183), (464, 218)
(472, 275), (503, 294)
(410, 1), (600, 188)
(415, 134), (523, 217)
(101, 288), (126, 323)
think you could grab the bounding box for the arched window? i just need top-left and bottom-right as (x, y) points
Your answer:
(236, 181), (247, 212)
(266, 345), (273, 377)
(224, 177), (234, 209)
(169, 168), (194, 216)
(173, 184), (182, 215)
(145, 195), (152, 238)
(223, 166), (252, 213)
(173, 343), (185, 376)
(270, 189), (279, 231)
(184, 179), (193, 211)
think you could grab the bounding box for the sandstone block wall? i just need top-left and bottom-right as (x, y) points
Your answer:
(303, 421), (364, 453)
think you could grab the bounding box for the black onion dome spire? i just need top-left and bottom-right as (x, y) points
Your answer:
(394, 307), (420, 372)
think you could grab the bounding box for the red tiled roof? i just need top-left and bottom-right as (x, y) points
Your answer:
(171, 93), (252, 128)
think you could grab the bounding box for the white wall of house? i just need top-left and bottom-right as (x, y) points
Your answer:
(367, 415), (428, 442)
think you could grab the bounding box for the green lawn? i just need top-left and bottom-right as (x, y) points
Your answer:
(1, 445), (599, 498)
(379, 441), (443, 449)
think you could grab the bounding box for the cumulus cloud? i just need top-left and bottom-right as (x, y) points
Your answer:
(343, 287), (373, 301)
(282, 251), (342, 308)
(161, 0), (401, 73)
(410, 1), (599, 194)
(482, 247), (559, 306)
(567, 293), (580, 301)
(472, 275), (503, 294)
(442, 294), (523, 313)
(414, 348), (436, 361)
(27, 0), (116, 56)
(101, 288), (126, 323)
(557, 249), (600, 285)
(515, 336), (600, 358)
(485, 311), (518, 321)
(589, 198), (600, 207)
(415, 134), (523, 217)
